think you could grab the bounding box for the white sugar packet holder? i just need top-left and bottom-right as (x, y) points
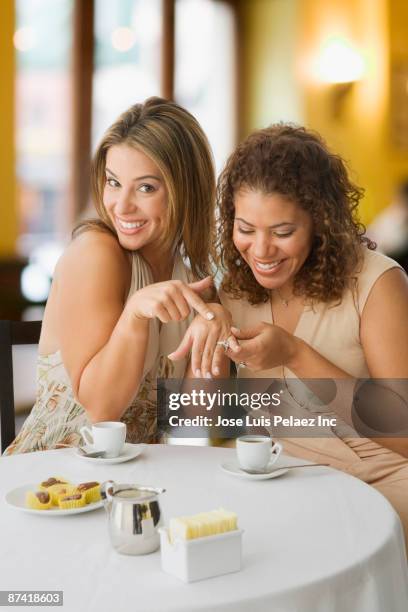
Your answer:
(159, 527), (243, 583)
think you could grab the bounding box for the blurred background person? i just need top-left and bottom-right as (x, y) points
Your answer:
(368, 180), (408, 273)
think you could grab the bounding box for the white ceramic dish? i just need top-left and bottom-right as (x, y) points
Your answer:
(73, 442), (144, 464)
(220, 459), (290, 480)
(4, 484), (103, 516)
(159, 528), (243, 582)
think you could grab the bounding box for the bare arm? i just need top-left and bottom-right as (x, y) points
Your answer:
(286, 339), (351, 379)
(55, 231), (216, 422)
(359, 267), (408, 456)
(55, 231), (150, 422)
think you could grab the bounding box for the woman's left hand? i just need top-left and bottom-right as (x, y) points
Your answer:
(227, 323), (298, 372)
(168, 303), (240, 378)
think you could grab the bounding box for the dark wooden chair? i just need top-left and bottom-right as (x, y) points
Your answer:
(0, 320), (42, 453)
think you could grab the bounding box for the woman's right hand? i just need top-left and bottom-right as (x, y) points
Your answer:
(128, 276), (215, 323)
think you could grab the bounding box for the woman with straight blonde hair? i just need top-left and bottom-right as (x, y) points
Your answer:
(5, 97), (233, 454)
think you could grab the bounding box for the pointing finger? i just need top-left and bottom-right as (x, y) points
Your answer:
(182, 286), (215, 321)
(168, 331), (192, 361)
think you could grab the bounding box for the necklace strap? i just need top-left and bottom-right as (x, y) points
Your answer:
(276, 288), (292, 307)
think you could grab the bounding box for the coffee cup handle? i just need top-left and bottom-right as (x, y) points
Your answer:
(80, 426), (94, 446)
(270, 441), (283, 464)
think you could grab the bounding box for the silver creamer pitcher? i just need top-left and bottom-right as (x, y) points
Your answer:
(101, 481), (166, 555)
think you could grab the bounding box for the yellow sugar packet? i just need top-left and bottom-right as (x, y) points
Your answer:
(169, 508), (238, 542)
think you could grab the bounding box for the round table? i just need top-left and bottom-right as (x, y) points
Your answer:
(1, 444), (407, 612)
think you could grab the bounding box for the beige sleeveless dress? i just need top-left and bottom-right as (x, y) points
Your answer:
(220, 248), (408, 549)
(4, 251), (193, 455)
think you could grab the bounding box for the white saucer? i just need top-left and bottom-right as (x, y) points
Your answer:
(220, 459), (289, 480)
(73, 443), (144, 464)
(4, 484), (103, 516)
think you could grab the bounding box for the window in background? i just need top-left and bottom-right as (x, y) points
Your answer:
(14, 0), (73, 259)
(175, 0), (236, 173)
(14, 0), (71, 311)
(92, 0), (163, 150)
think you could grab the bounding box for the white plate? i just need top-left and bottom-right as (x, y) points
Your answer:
(4, 484), (103, 516)
(73, 442), (144, 464)
(220, 459), (290, 480)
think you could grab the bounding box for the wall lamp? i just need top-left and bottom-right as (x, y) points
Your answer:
(314, 37), (365, 119)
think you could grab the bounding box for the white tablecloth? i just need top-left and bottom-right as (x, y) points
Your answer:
(1, 445), (407, 612)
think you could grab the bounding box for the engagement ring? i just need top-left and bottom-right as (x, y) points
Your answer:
(216, 339), (230, 352)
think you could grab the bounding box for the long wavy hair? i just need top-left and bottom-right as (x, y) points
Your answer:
(217, 124), (376, 305)
(73, 97), (216, 279)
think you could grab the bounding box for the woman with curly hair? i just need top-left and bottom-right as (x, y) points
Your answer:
(217, 124), (408, 546)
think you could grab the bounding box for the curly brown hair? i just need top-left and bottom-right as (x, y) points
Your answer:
(217, 124), (375, 305)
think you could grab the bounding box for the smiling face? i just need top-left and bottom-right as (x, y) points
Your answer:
(233, 189), (314, 292)
(103, 143), (168, 262)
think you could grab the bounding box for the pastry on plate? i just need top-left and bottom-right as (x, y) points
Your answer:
(39, 477), (69, 490)
(39, 477), (71, 505)
(58, 492), (86, 510)
(26, 490), (52, 510)
(76, 482), (101, 504)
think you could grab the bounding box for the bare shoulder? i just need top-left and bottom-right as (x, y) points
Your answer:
(55, 229), (131, 297)
(361, 266), (408, 346)
(58, 229), (128, 269)
(362, 266), (408, 315)
(361, 267), (408, 377)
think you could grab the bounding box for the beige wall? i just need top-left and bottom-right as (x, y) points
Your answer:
(0, 0), (17, 256)
(238, 0), (303, 138)
(239, 0), (408, 224)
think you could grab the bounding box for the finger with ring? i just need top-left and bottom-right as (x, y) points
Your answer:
(216, 339), (230, 352)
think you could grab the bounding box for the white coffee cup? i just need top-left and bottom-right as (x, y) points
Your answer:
(236, 435), (282, 470)
(80, 422), (126, 458)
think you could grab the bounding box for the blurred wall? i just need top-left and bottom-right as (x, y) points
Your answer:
(299, 0), (389, 224)
(3, 0), (408, 255)
(239, 0), (408, 225)
(0, 1), (17, 256)
(238, 0), (303, 135)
